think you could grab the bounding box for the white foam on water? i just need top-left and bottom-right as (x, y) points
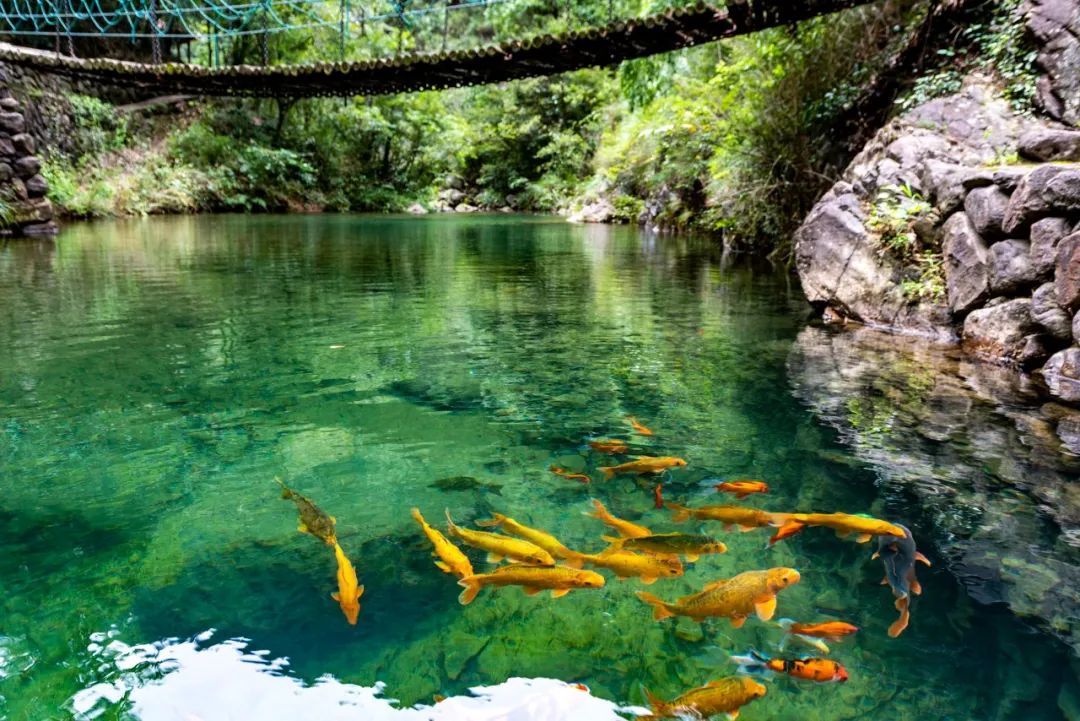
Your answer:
(70, 630), (650, 721)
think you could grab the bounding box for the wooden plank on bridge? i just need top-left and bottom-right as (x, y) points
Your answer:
(0, 0), (879, 98)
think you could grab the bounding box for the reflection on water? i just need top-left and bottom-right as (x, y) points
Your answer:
(0, 215), (1076, 720)
(72, 630), (642, 721)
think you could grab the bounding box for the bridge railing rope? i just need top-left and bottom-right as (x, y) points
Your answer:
(0, 0), (690, 65)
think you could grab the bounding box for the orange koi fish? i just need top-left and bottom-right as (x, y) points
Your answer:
(411, 508), (473, 579)
(653, 483), (664, 509)
(767, 520), (807, 546)
(769, 512), (906, 543)
(627, 416), (654, 436)
(331, 542), (364, 625)
(550, 465), (591, 484)
(732, 650), (848, 683)
(599, 456), (687, 480)
(715, 480), (769, 499)
(667, 502), (773, 531)
(640, 677), (766, 721)
(456, 564), (605, 605)
(637, 568), (800, 628)
(777, 618), (858, 654)
(589, 439), (629, 454)
(584, 498), (652, 539)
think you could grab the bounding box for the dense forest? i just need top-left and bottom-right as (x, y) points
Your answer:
(20, 0), (1034, 256)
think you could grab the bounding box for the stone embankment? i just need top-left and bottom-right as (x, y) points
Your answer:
(796, 0), (1080, 406)
(0, 68), (55, 236)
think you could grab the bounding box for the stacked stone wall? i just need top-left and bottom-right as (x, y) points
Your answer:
(0, 67), (55, 236)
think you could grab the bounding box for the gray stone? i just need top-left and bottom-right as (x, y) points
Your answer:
(1004, 165), (1080, 234)
(1043, 348), (1080, 403)
(990, 240), (1038, 295)
(11, 133), (35, 155)
(0, 136), (13, 159)
(23, 174), (48, 199)
(454, 203), (478, 213)
(922, 161), (984, 214)
(405, 203), (427, 215)
(19, 220), (58, 236)
(1020, 333), (1053, 370)
(444, 174), (464, 191)
(568, 198), (615, 224)
(1031, 217), (1072, 280)
(12, 197), (52, 224)
(962, 298), (1041, 365)
(0, 97), (18, 113)
(1057, 233), (1080, 311)
(0, 112), (24, 135)
(9, 177), (27, 201)
(992, 167), (1030, 193)
(1019, 128), (1080, 161)
(1033, 282), (1074, 343)
(965, 185), (1011, 239)
(943, 212), (992, 315)
(14, 156), (40, 178)
(439, 188), (465, 205)
(0, 162), (12, 183)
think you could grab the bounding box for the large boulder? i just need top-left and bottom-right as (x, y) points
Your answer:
(568, 198), (615, 224)
(990, 239), (1039, 295)
(923, 161), (987, 214)
(1057, 232), (1080, 311)
(1033, 281), (1074, 343)
(965, 185), (1011, 239)
(1043, 348), (1080, 403)
(1028, 0), (1080, 124)
(1019, 128), (1080, 161)
(942, 212), (991, 315)
(962, 298), (1041, 365)
(1031, 216), (1073, 280)
(1004, 165), (1080, 234)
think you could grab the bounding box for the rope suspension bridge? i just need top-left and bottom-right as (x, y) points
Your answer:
(0, 0), (881, 97)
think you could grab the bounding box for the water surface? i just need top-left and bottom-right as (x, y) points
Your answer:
(0, 215), (1074, 720)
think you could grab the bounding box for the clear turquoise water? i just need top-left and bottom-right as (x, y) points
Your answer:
(0, 214), (1074, 720)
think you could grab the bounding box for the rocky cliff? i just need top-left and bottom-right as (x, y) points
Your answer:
(795, 0), (1080, 407)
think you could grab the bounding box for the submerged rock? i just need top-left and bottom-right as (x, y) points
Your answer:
(962, 298), (1040, 365)
(788, 325), (1080, 654)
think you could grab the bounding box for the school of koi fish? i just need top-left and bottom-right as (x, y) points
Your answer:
(276, 416), (928, 720)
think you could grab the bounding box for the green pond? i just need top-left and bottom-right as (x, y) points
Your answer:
(0, 214), (1075, 720)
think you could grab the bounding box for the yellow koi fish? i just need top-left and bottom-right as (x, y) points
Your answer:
(641, 677), (766, 721)
(579, 547), (683, 584)
(331, 542), (363, 625)
(457, 564), (605, 605)
(666, 503), (774, 531)
(771, 512), (906, 543)
(599, 456), (687, 480)
(412, 508), (473, 579)
(636, 567), (800, 628)
(584, 498), (652, 539)
(445, 510), (555, 566)
(475, 513), (585, 567)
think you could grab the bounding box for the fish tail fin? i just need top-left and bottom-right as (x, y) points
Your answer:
(586, 498), (609, 520)
(636, 591), (674, 621)
(474, 513), (504, 528)
(444, 508), (458, 533)
(730, 649), (770, 673)
(643, 687), (667, 716)
(275, 477), (291, 499)
(767, 512), (791, 528)
(457, 577), (482, 606)
(410, 507), (426, 526)
(888, 596), (910, 638)
(777, 618), (794, 632)
(563, 553), (585, 570)
(666, 502), (690, 523)
(598, 467), (615, 481)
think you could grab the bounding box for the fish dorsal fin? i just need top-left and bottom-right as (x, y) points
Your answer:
(434, 561), (451, 572)
(705, 680), (727, 688)
(701, 578), (730, 592)
(331, 592), (340, 601)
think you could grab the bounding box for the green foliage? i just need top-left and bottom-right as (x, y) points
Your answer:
(867, 184), (944, 303)
(68, 94), (129, 157)
(895, 0), (1038, 113)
